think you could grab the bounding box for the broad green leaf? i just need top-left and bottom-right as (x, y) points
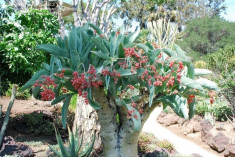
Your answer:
(194, 68), (212, 76)
(124, 29), (140, 45)
(36, 44), (69, 58)
(125, 103), (141, 132)
(196, 78), (220, 92)
(174, 44), (187, 58)
(32, 86), (40, 99)
(92, 38), (109, 55)
(105, 75), (110, 90)
(181, 76), (204, 91)
(87, 88), (101, 109)
(42, 62), (50, 71)
(91, 51), (110, 60)
(136, 44), (149, 53)
(62, 94), (73, 128)
(88, 23), (103, 35)
(160, 95), (188, 119)
(51, 94), (71, 105)
(20, 69), (49, 92)
(162, 48), (176, 57)
(118, 43), (125, 58)
(149, 85), (155, 107)
(110, 32), (117, 57)
(116, 67), (136, 76)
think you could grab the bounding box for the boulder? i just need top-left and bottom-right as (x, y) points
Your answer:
(0, 136), (34, 157)
(210, 133), (229, 152)
(158, 114), (180, 126)
(200, 120), (213, 132)
(193, 122), (202, 132)
(200, 120), (213, 144)
(183, 121), (195, 135)
(224, 145), (235, 157)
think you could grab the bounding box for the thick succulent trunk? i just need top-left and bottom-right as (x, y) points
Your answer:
(72, 97), (101, 149)
(93, 88), (159, 157)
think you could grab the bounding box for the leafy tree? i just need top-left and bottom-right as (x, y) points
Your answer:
(117, 0), (226, 29)
(0, 7), (59, 94)
(177, 17), (235, 54)
(21, 24), (219, 156)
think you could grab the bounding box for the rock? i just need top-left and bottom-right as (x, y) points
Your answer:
(200, 120), (213, 144)
(200, 120), (213, 132)
(183, 121), (195, 135)
(210, 133), (229, 152)
(224, 145), (235, 157)
(158, 114), (180, 126)
(191, 153), (203, 157)
(193, 122), (202, 132)
(0, 136), (34, 157)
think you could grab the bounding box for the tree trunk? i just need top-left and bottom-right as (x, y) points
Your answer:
(72, 97), (101, 149)
(92, 87), (160, 157)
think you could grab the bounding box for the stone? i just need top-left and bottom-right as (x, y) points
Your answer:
(193, 122), (202, 132)
(224, 145), (235, 157)
(183, 121), (195, 135)
(210, 132), (229, 152)
(0, 136), (34, 157)
(200, 120), (214, 144)
(158, 114), (180, 126)
(200, 120), (213, 132)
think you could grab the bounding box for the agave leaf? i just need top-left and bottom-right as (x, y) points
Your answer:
(55, 128), (69, 157)
(62, 94), (73, 128)
(36, 44), (69, 58)
(68, 127), (76, 157)
(48, 145), (63, 157)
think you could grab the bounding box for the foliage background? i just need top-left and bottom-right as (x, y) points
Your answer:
(0, 6), (59, 94)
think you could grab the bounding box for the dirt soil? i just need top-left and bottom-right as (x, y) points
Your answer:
(0, 97), (57, 157)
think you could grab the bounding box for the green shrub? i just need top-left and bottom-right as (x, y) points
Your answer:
(24, 112), (54, 135)
(206, 45), (235, 108)
(196, 99), (233, 121)
(0, 6), (59, 94)
(177, 17), (235, 54)
(5, 83), (31, 100)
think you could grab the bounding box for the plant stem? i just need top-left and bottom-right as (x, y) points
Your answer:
(0, 84), (17, 146)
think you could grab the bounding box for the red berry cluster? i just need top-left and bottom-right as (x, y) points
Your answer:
(101, 69), (121, 84)
(208, 90), (216, 104)
(34, 76), (57, 101)
(187, 95), (195, 104)
(71, 66), (103, 104)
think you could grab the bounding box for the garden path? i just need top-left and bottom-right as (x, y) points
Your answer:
(142, 107), (219, 157)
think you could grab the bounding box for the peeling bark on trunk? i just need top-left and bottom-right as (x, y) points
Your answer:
(72, 97), (101, 149)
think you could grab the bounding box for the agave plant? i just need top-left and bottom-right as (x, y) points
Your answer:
(49, 127), (95, 157)
(21, 23), (219, 157)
